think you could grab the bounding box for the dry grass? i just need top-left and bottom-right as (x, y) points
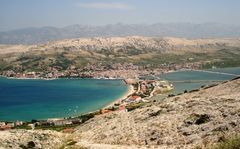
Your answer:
(210, 135), (240, 149)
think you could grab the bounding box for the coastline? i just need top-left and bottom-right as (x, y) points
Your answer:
(104, 84), (135, 108)
(1, 66), (239, 123)
(0, 79), (134, 122)
(67, 82), (135, 119)
(1, 75), (125, 81)
(40, 83), (135, 122)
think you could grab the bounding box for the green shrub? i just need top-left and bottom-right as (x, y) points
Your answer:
(211, 135), (240, 149)
(126, 102), (145, 111)
(78, 113), (95, 123)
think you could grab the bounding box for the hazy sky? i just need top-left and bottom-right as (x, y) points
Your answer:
(0, 0), (240, 31)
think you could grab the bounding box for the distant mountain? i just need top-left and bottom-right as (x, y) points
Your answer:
(1, 23), (240, 44)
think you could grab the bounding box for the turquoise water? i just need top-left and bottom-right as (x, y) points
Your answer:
(1, 67), (239, 121)
(159, 67), (240, 97)
(0, 78), (128, 121)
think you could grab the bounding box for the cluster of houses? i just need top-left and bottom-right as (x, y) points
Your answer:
(28, 117), (83, 130)
(0, 61), (202, 80)
(115, 81), (172, 113)
(116, 80), (150, 108)
(125, 79), (173, 97)
(0, 117), (83, 131)
(103, 79), (173, 113)
(45, 118), (82, 126)
(0, 121), (23, 130)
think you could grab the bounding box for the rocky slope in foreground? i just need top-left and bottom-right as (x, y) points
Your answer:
(0, 130), (64, 149)
(73, 78), (240, 149)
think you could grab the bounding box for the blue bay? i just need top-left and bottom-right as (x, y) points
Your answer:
(0, 79), (128, 121)
(160, 67), (240, 95)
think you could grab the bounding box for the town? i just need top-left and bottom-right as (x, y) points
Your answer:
(0, 61), (201, 79)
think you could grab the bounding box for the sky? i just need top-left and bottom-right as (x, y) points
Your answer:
(0, 0), (240, 31)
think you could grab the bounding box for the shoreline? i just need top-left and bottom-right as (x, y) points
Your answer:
(2, 66), (239, 122)
(0, 75), (125, 81)
(104, 84), (135, 109)
(0, 80), (135, 123)
(2, 66), (240, 80)
(64, 83), (135, 119)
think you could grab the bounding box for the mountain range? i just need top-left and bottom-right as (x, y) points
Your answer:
(1, 23), (240, 44)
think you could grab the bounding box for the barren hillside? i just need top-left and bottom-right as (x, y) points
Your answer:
(1, 36), (240, 54)
(0, 130), (64, 149)
(0, 36), (240, 71)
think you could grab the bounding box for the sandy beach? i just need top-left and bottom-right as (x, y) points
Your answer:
(105, 84), (135, 108)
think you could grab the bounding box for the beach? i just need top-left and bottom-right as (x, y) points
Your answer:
(105, 84), (135, 108)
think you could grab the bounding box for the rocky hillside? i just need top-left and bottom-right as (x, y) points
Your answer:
(1, 36), (240, 54)
(0, 36), (240, 71)
(73, 78), (240, 149)
(0, 129), (64, 149)
(38, 36), (240, 54)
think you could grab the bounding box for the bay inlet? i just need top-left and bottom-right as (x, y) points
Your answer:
(0, 79), (128, 121)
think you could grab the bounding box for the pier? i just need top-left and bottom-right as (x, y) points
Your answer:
(192, 69), (240, 77)
(169, 80), (226, 83)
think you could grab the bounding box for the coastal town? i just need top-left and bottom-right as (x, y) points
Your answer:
(0, 61), (201, 79)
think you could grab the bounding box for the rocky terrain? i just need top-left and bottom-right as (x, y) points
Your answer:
(72, 78), (240, 149)
(0, 36), (240, 72)
(0, 78), (239, 149)
(38, 36), (240, 54)
(0, 129), (64, 149)
(1, 36), (240, 54)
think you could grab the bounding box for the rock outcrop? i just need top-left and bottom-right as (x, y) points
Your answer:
(0, 130), (64, 149)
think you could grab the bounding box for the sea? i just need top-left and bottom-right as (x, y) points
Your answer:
(0, 67), (239, 121)
(0, 79), (128, 121)
(153, 67), (240, 100)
